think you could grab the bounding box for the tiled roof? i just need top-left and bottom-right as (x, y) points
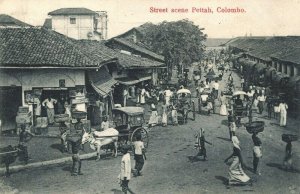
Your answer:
(0, 14), (32, 27)
(0, 27), (102, 68)
(228, 36), (300, 64)
(107, 38), (165, 62)
(74, 40), (165, 69)
(48, 8), (96, 15)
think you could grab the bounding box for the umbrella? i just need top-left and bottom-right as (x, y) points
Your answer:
(177, 89), (191, 94)
(233, 91), (248, 96)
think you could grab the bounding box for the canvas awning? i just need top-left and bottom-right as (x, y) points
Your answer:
(117, 74), (151, 86)
(88, 68), (118, 97)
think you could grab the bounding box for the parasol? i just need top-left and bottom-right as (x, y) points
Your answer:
(233, 91), (248, 96)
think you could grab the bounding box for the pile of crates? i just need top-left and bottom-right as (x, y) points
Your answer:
(15, 106), (32, 134)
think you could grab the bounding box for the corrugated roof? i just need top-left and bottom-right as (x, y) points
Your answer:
(48, 8), (96, 16)
(0, 28), (102, 68)
(0, 14), (32, 27)
(107, 38), (165, 62)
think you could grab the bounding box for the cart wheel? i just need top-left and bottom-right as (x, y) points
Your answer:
(131, 127), (149, 148)
(192, 101), (196, 120)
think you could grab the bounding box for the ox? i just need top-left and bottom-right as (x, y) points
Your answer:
(81, 128), (119, 161)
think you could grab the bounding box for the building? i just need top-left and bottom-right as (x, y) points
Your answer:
(0, 27), (113, 131)
(227, 36), (300, 116)
(45, 8), (108, 40)
(73, 40), (166, 107)
(204, 38), (230, 51)
(0, 14), (32, 28)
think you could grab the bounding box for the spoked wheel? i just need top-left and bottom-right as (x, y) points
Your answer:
(131, 127), (149, 148)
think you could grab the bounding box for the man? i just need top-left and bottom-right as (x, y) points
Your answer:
(100, 116), (109, 131)
(42, 96), (57, 125)
(19, 124), (34, 164)
(123, 88), (128, 107)
(133, 133), (146, 177)
(252, 133), (262, 175)
(69, 119), (84, 176)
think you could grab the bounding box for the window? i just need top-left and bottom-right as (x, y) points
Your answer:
(70, 17), (76, 24)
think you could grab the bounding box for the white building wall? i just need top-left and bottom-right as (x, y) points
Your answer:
(0, 69), (85, 105)
(51, 15), (95, 40)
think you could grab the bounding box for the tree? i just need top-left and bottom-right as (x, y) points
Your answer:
(141, 19), (207, 77)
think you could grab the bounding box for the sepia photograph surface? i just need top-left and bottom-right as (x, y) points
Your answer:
(0, 0), (299, 193)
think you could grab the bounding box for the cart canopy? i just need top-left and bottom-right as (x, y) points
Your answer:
(112, 107), (144, 116)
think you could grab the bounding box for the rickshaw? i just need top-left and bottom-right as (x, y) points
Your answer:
(175, 89), (196, 124)
(232, 91), (249, 125)
(112, 107), (149, 148)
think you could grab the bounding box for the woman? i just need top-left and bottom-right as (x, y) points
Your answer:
(279, 100), (288, 127)
(161, 104), (168, 127)
(140, 87), (146, 105)
(219, 92), (228, 116)
(148, 104), (159, 127)
(224, 136), (251, 185)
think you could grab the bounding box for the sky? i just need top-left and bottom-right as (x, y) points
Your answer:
(0, 0), (300, 39)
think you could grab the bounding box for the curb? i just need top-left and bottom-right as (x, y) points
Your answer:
(0, 152), (97, 175)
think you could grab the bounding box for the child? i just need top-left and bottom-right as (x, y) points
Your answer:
(133, 133), (146, 177)
(119, 145), (133, 194)
(195, 128), (212, 161)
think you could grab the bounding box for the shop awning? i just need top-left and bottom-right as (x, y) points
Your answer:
(88, 68), (118, 97)
(116, 74), (151, 86)
(230, 53), (244, 61)
(116, 77), (141, 86)
(255, 63), (267, 74)
(136, 74), (152, 82)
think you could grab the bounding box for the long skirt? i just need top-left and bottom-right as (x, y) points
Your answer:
(148, 111), (159, 126)
(229, 156), (250, 184)
(162, 112), (168, 126)
(220, 104), (227, 116)
(165, 96), (171, 106)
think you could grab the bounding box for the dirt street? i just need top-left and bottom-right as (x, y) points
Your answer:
(1, 70), (300, 194)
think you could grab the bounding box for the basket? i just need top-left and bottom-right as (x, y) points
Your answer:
(54, 114), (70, 123)
(72, 111), (87, 119)
(282, 134), (298, 143)
(244, 121), (265, 134)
